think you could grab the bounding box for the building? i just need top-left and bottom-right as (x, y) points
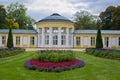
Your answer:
(0, 13), (120, 49)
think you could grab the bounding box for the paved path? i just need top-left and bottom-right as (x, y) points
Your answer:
(26, 48), (85, 52)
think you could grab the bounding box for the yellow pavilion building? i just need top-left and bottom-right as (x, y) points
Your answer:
(0, 13), (120, 49)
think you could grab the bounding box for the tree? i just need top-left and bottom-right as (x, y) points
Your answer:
(0, 5), (8, 29)
(99, 6), (115, 30)
(7, 27), (13, 48)
(74, 10), (98, 30)
(113, 6), (120, 30)
(6, 2), (35, 29)
(96, 29), (103, 48)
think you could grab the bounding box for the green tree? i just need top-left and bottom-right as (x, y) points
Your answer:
(6, 2), (35, 29)
(7, 27), (13, 48)
(0, 5), (8, 29)
(99, 6), (115, 30)
(113, 6), (120, 30)
(74, 10), (98, 30)
(96, 29), (103, 48)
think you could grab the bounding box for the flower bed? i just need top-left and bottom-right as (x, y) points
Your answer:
(25, 59), (84, 72)
(86, 48), (120, 60)
(25, 50), (85, 72)
(0, 47), (25, 58)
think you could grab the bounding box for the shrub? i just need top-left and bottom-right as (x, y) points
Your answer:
(96, 29), (103, 48)
(86, 48), (120, 60)
(33, 50), (75, 62)
(7, 28), (13, 48)
(0, 47), (25, 58)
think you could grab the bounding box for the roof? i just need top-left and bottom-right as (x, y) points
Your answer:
(38, 13), (73, 23)
(0, 29), (37, 34)
(74, 30), (120, 34)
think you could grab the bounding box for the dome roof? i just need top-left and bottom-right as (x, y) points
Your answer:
(38, 13), (73, 23)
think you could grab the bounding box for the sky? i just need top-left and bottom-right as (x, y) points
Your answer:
(0, 0), (119, 21)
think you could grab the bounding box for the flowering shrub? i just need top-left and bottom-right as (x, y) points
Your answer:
(25, 59), (85, 72)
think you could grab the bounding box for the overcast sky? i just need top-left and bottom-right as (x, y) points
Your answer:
(0, 0), (119, 21)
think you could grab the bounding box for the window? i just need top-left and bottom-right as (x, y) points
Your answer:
(30, 36), (35, 45)
(23, 37), (27, 44)
(61, 27), (66, 33)
(45, 27), (49, 33)
(53, 35), (58, 45)
(2, 36), (6, 45)
(39, 28), (42, 33)
(45, 35), (49, 45)
(119, 37), (120, 46)
(61, 35), (66, 45)
(69, 35), (71, 45)
(69, 28), (72, 33)
(16, 36), (20, 45)
(76, 37), (80, 46)
(104, 37), (109, 47)
(39, 35), (42, 45)
(53, 27), (58, 33)
(91, 37), (95, 46)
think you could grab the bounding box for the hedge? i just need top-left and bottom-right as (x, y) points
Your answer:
(0, 47), (25, 58)
(86, 48), (120, 60)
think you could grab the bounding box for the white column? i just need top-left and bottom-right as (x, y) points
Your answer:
(42, 27), (45, 47)
(28, 36), (30, 48)
(66, 28), (69, 47)
(20, 36), (22, 47)
(49, 27), (52, 47)
(74, 36), (76, 48)
(81, 36), (83, 48)
(58, 27), (61, 47)
(88, 37), (91, 47)
(13, 36), (16, 47)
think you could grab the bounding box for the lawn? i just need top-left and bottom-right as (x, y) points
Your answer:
(0, 51), (120, 80)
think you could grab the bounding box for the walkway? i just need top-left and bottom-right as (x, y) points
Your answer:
(26, 48), (85, 52)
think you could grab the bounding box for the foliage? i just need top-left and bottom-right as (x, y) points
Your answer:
(7, 19), (19, 29)
(99, 6), (115, 30)
(0, 5), (8, 29)
(6, 2), (35, 29)
(113, 6), (120, 30)
(96, 29), (103, 48)
(99, 6), (120, 30)
(7, 27), (13, 48)
(86, 48), (120, 59)
(74, 10), (99, 30)
(25, 59), (84, 72)
(33, 50), (75, 62)
(0, 47), (25, 58)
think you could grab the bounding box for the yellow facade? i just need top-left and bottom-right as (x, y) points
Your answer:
(0, 33), (37, 48)
(36, 22), (74, 29)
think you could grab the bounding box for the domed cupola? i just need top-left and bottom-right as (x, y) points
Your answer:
(38, 13), (73, 23)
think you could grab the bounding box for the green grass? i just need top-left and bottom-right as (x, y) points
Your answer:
(0, 51), (120, 80)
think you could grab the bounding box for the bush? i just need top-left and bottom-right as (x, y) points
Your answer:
(86, 48), (120, 60)
(33, 50), (75, 62)
(0, 47), (25, 58)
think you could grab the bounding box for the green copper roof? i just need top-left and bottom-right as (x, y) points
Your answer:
(38, 13), (73, 23)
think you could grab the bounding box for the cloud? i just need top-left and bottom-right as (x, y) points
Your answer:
(0, 0), (119, 21)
